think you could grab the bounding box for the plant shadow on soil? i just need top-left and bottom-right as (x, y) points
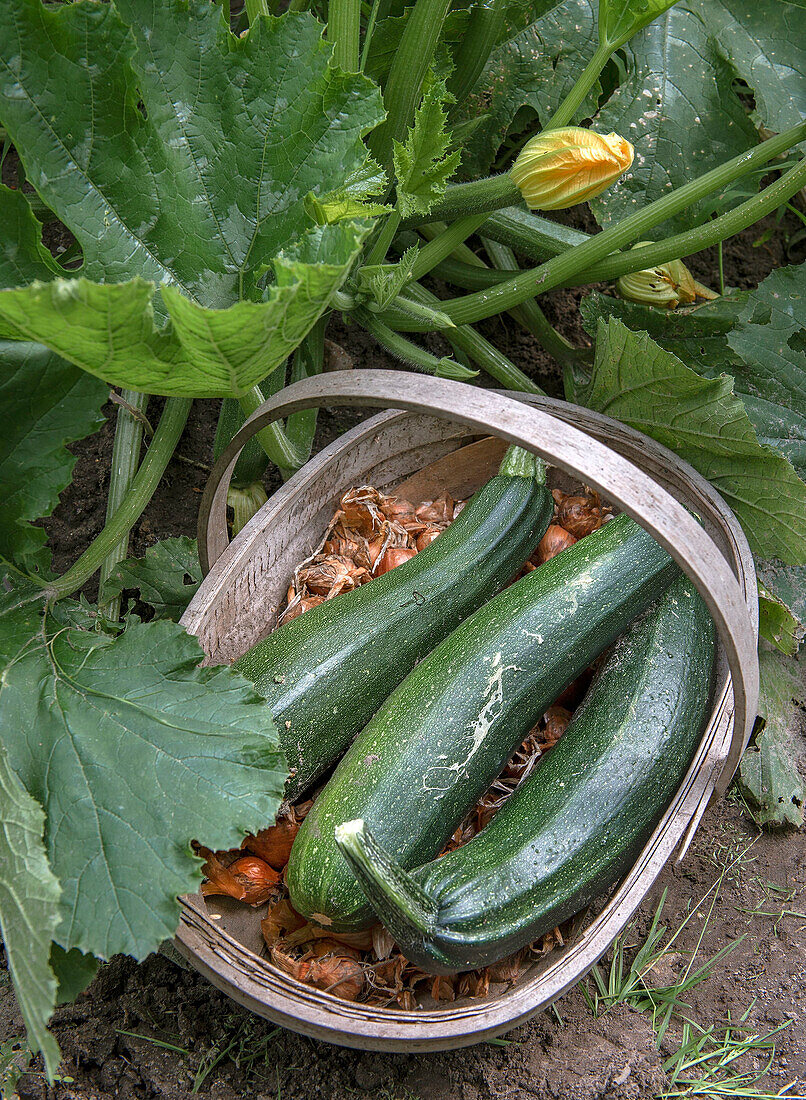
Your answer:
(2, 215), (805, 1100)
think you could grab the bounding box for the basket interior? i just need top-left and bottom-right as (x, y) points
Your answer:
(177, 404), (752, 1045)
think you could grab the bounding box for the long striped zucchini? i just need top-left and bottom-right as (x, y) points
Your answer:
(286, 513), (680, 930)
(335, 575), (715, 970)
(234, 446), (553, 797)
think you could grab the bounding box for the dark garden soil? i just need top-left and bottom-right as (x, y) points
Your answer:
(2, 214), (805, 1100)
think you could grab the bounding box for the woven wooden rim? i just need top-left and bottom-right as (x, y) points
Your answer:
(199, 370), (758, 789)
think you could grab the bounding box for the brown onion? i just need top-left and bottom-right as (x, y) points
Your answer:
(536, 524), (577, 563)
(415, 527), (441, 552)
(376, 547), (417, 575)
(201, 854), (280, 905)
(557, 491), (606, 538)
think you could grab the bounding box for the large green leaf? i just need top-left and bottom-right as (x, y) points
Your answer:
(0, 581), (286, 961)
(0, 222), (367, 397)
(726, 263), (806, 479)
(0, 744), (62, 1081)
(578, 318), (806, 564)
(455, 0), (599, 178)
(592, 0), (806, 230)
(581, 291), (806, 478)
(101, 537), (202, 622)
(738, 647), (805, 828)
(0, 186), (107, 576)
(689, 0), (806, 137)
(598, 0), (679, 47)
(591, 5), (757, 231)
(0, 1), (383, 391)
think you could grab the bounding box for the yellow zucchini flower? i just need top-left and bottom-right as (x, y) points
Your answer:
(510, 127), (634, 210)
(617, 244), (719, 309)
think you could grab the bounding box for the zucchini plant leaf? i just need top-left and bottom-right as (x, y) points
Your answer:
(0, 742), (63, 1082)
(0, 223), (367, 398)
(49, 946), (99, 1007)
(758, 583), (804, 657)
(690, 0), (806, 137)
(598, 0), (679, 48)
(0, 579), (286, 961)
(0, 186), (107, 577)
(756, 561), (806, 633)
(591, 0), (806, 230)
(581, 290), (806, 479)
(591, 4), (757, 232)
(738, 648), (805, 828)
(578, 318), (806, 564)
(454, 0), (599, 178)
(0, 1), (383, 390)
(356, 246), (420, 311)
(305, 163), (391, 226)
(726, 263), (806, 479)
(101, 537), (202, 622)
(394, 79), (462, 218)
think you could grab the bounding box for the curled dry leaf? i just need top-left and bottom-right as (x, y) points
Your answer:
(381, 496), (417, 524)
(281, 594), (325, 623)
(372, 923), (396, 961)
(270, 938), (365, 1000)
(261, 898), (307, 947)
(243, 818), (302, 869)
(458, 970), (490, 999)
(536, 524), (577, 563)
(431, 975), (457, 1002)
(415, 492), (454, 526)
(486, 950), (525, 984)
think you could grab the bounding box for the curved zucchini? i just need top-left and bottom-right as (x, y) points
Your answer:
(336, 575), (715, 971)
(286, 513), (680, 930)
(235, 446), (553, 797)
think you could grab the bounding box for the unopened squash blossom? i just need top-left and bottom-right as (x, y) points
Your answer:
(617, 243), (719, 309)
(510, 127), (634, 211)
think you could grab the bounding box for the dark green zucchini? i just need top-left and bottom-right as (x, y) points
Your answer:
(335, 575), (715, 970)
(235, 446), (553, 798)
(286, 513), (680, 930)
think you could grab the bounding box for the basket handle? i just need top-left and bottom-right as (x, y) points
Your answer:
(199, 370), (758, 796)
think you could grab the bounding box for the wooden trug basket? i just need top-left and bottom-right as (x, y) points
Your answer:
(175, 370), (758, 1051)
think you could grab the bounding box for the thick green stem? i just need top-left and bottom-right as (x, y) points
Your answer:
(483, 206), (590, 261)
(239, 381), (309, 472)
(400, 174), (523, 228)
(281, 317), (326, 477)
(359, 0), (383, 71)
(410, 213), (490, 280)
(328, 0), (361, 70)
(568, 160), (806, 285)
(52, 398), (192, 600)
(354, 306), (474, 379)
(383, 294), (455, 328)
(97, 390), (149, 621)
(415, 130), (806, 327)
(430, 255), (515, 289)
(447, 0), (507, 108)
(367, 0), (453, 171)
(364, 210), (401, 268)
(483, 238), (580, 364)
(405, 283), (546, 394)
(545, 41), (611, 130)
(245, 0), (270, 19)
